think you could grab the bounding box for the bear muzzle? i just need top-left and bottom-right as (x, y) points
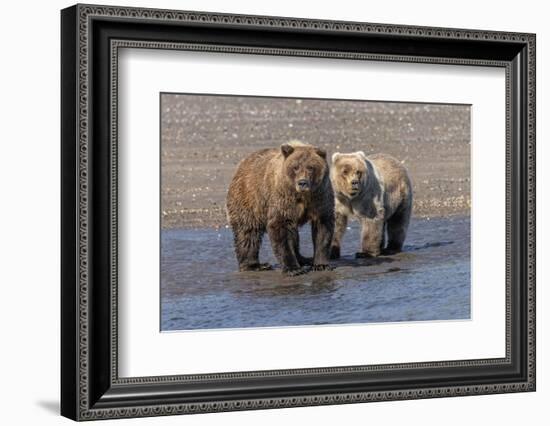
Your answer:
(296, 178), (312, 192)
(349, 179), (361, 196)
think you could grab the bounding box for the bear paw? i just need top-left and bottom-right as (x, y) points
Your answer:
(256, 263), (274, 271)
(240, 263), (273, 272)
(329, 246), (340, 259)
(311, 264), (334, 272)
(283, 266), (309, 276)
(381, 248), (401, 256)
(297, 255), (313, 266)
(355, 251), (380, 259)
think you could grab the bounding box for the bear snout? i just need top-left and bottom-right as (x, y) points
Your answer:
(349, 179), (361, 195)
(297, 178), (311, 191)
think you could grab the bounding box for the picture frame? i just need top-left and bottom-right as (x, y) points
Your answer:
(61, 3), (536, 421)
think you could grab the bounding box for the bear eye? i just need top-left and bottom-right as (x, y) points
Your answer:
(293, 165), (300, 172)
(306, 165), (314, 171)
(357, 171), (362, 178)
(342, 169), (348, 176)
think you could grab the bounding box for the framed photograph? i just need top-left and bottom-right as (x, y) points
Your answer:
(61, 3), (536, 421)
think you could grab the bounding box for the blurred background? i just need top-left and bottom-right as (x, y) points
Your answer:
(161, 94), (470, 228)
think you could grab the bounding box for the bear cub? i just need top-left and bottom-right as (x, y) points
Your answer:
(330, 152), (412, 259)
(226, 141), (335, 275)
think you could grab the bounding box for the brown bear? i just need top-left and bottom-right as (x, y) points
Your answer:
(329, 151), (412, 259)
(226, 141), (335, 275)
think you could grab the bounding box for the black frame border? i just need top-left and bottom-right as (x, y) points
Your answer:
(61, 4), (536, 421)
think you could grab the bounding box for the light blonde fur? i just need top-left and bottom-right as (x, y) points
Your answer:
(329, 152), (412, 258)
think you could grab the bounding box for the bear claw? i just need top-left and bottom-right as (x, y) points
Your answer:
(240, 263), (273, 272)
(257, 263), (274, 271)
(311, 264), (334, 271)
(283, 266), (309, 276)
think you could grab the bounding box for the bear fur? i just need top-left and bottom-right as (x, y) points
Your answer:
(226, 141), (335, 275)
(329, 152), (412, 259)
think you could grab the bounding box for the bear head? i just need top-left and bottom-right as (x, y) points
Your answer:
(280, 143), (328, 194)
(330, 151), (369, 199)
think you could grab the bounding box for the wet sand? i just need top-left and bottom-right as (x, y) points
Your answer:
(161, 94), (470, 229)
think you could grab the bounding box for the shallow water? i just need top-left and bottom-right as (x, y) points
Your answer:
(161, 216), (470, 331)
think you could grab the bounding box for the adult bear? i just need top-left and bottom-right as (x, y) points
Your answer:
(329, 152), (412, 259)
(226, 141), (335, 275)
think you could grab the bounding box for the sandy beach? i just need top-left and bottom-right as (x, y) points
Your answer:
(160, 94), (470, 229)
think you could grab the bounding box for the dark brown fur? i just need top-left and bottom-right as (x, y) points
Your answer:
(226, 142), (335, 275)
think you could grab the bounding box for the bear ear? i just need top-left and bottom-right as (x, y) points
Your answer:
(281, 143), (295, 158)
(315, 147), (327, 159)
(355, 151), (367, 159)
(331, 152), (341, 163)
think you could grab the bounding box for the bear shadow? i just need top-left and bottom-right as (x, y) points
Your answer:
(403, 240), (454, 252)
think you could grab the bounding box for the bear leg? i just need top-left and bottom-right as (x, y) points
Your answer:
(330, 211), (348, 259)
(384, 206), (411, 255)
(290, 231), (313, 266)
(311, 214), (335, 270)
(356, 217), (384, 258)
(267, 218), (307, 275)
(233, 226), (271, 272)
